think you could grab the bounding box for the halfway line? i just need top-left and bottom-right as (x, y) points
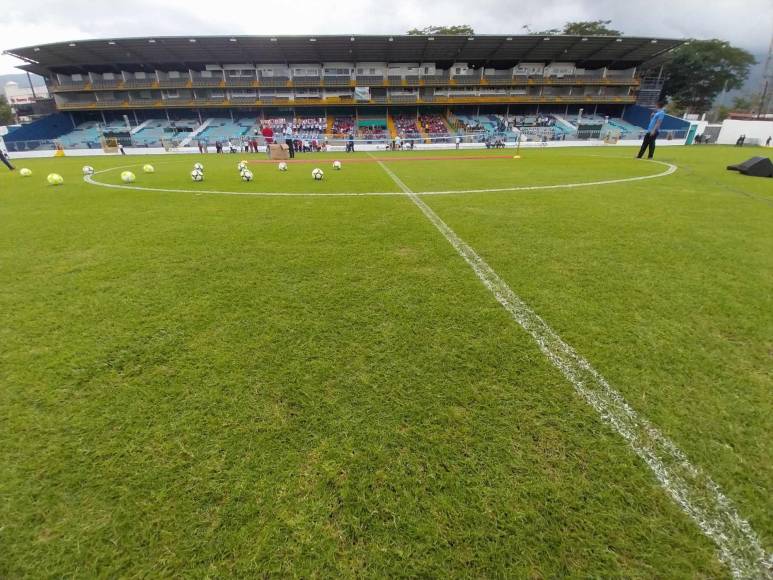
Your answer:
(372, 154), (771, 579)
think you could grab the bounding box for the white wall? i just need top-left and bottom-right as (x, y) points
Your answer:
(5, 138), (689, 159)
(717, 120), (773, 145)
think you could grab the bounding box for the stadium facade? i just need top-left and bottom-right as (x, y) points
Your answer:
(3, 35), (685, 149)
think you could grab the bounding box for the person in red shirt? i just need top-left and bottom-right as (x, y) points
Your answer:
(261, 125), (274, 145)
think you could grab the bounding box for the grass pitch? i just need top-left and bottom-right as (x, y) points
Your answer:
(0, 146), (771, 577)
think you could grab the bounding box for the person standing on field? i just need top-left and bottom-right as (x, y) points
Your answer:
(0, 144), (14, 171)
(284, 125), (295, 158)
(637, 100), (666, 159)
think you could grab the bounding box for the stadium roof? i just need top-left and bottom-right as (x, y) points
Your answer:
(4, 35), (684, 76)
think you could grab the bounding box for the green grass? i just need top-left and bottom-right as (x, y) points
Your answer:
(0, 146), (770, 577)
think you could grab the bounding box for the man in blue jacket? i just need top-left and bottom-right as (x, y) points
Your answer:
(637, 100), (666, 159)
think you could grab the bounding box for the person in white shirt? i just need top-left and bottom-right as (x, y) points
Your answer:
(0, 141), (14, 171)
(284, 125), (295, 158)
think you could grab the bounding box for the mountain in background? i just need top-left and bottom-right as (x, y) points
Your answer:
(715, 52), (770, 112)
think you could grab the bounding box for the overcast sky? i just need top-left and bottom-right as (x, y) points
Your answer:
(1, 0), (771, 75)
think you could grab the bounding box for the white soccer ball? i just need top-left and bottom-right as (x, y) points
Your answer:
(143, 164), (155, 173)
(278, 162), (288, 172)
(191, 169), (204, 182)
(193, 163), (204, 171)
(47, 173), (63, 185)
(241, 170), (253, 182)
(333, 160), (342, 170)
(121, 171), (136, 183)
(20, 168), (32, 177)
(312, 168), (324, 181)
(82, 165), (94, 176)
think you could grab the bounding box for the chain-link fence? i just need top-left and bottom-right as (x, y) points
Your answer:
(3, 128), (689, 153)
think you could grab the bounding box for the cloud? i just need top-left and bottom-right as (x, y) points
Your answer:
(1, 0), (770, 74)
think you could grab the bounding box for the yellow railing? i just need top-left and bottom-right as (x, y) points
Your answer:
(49, 76), (640, 93)
(56, 94), (636, 111)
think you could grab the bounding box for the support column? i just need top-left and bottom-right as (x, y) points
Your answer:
(26, 71), (37, 99)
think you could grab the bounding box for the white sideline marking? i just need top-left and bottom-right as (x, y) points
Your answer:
(83, 159), (676, 197)
(373, 156), (772, 579)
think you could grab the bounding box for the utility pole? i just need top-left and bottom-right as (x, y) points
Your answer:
(758, 33), (773, 118)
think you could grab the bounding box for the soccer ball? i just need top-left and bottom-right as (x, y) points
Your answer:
(193, 163), (204, 171)
(333, 160), (342, 170)
(82, 165), (94, 176)
(19, 168), (32, 177)
(311, 168), (324, 181)
(121, 171), (136, 183)
(143, 164), (155, 173)
(191, 169), (204, 182)
(278, 162), (288, 172)
(47, 173), (63, 185)
(241, 170), (253, 182)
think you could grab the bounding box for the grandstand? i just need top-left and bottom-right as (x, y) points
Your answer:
(3, 35), (687, 149)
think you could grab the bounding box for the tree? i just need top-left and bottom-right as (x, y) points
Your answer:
(562, 20), (621, 36)
(407, 25), (475, 36)
(713, 105), (731, 122)
(523, 20), (621, 36)
(0, 95), (15, 126)
(730, 92), (763, 112)
(731, 95), (753, 111)
(656, 40), (756, 114)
